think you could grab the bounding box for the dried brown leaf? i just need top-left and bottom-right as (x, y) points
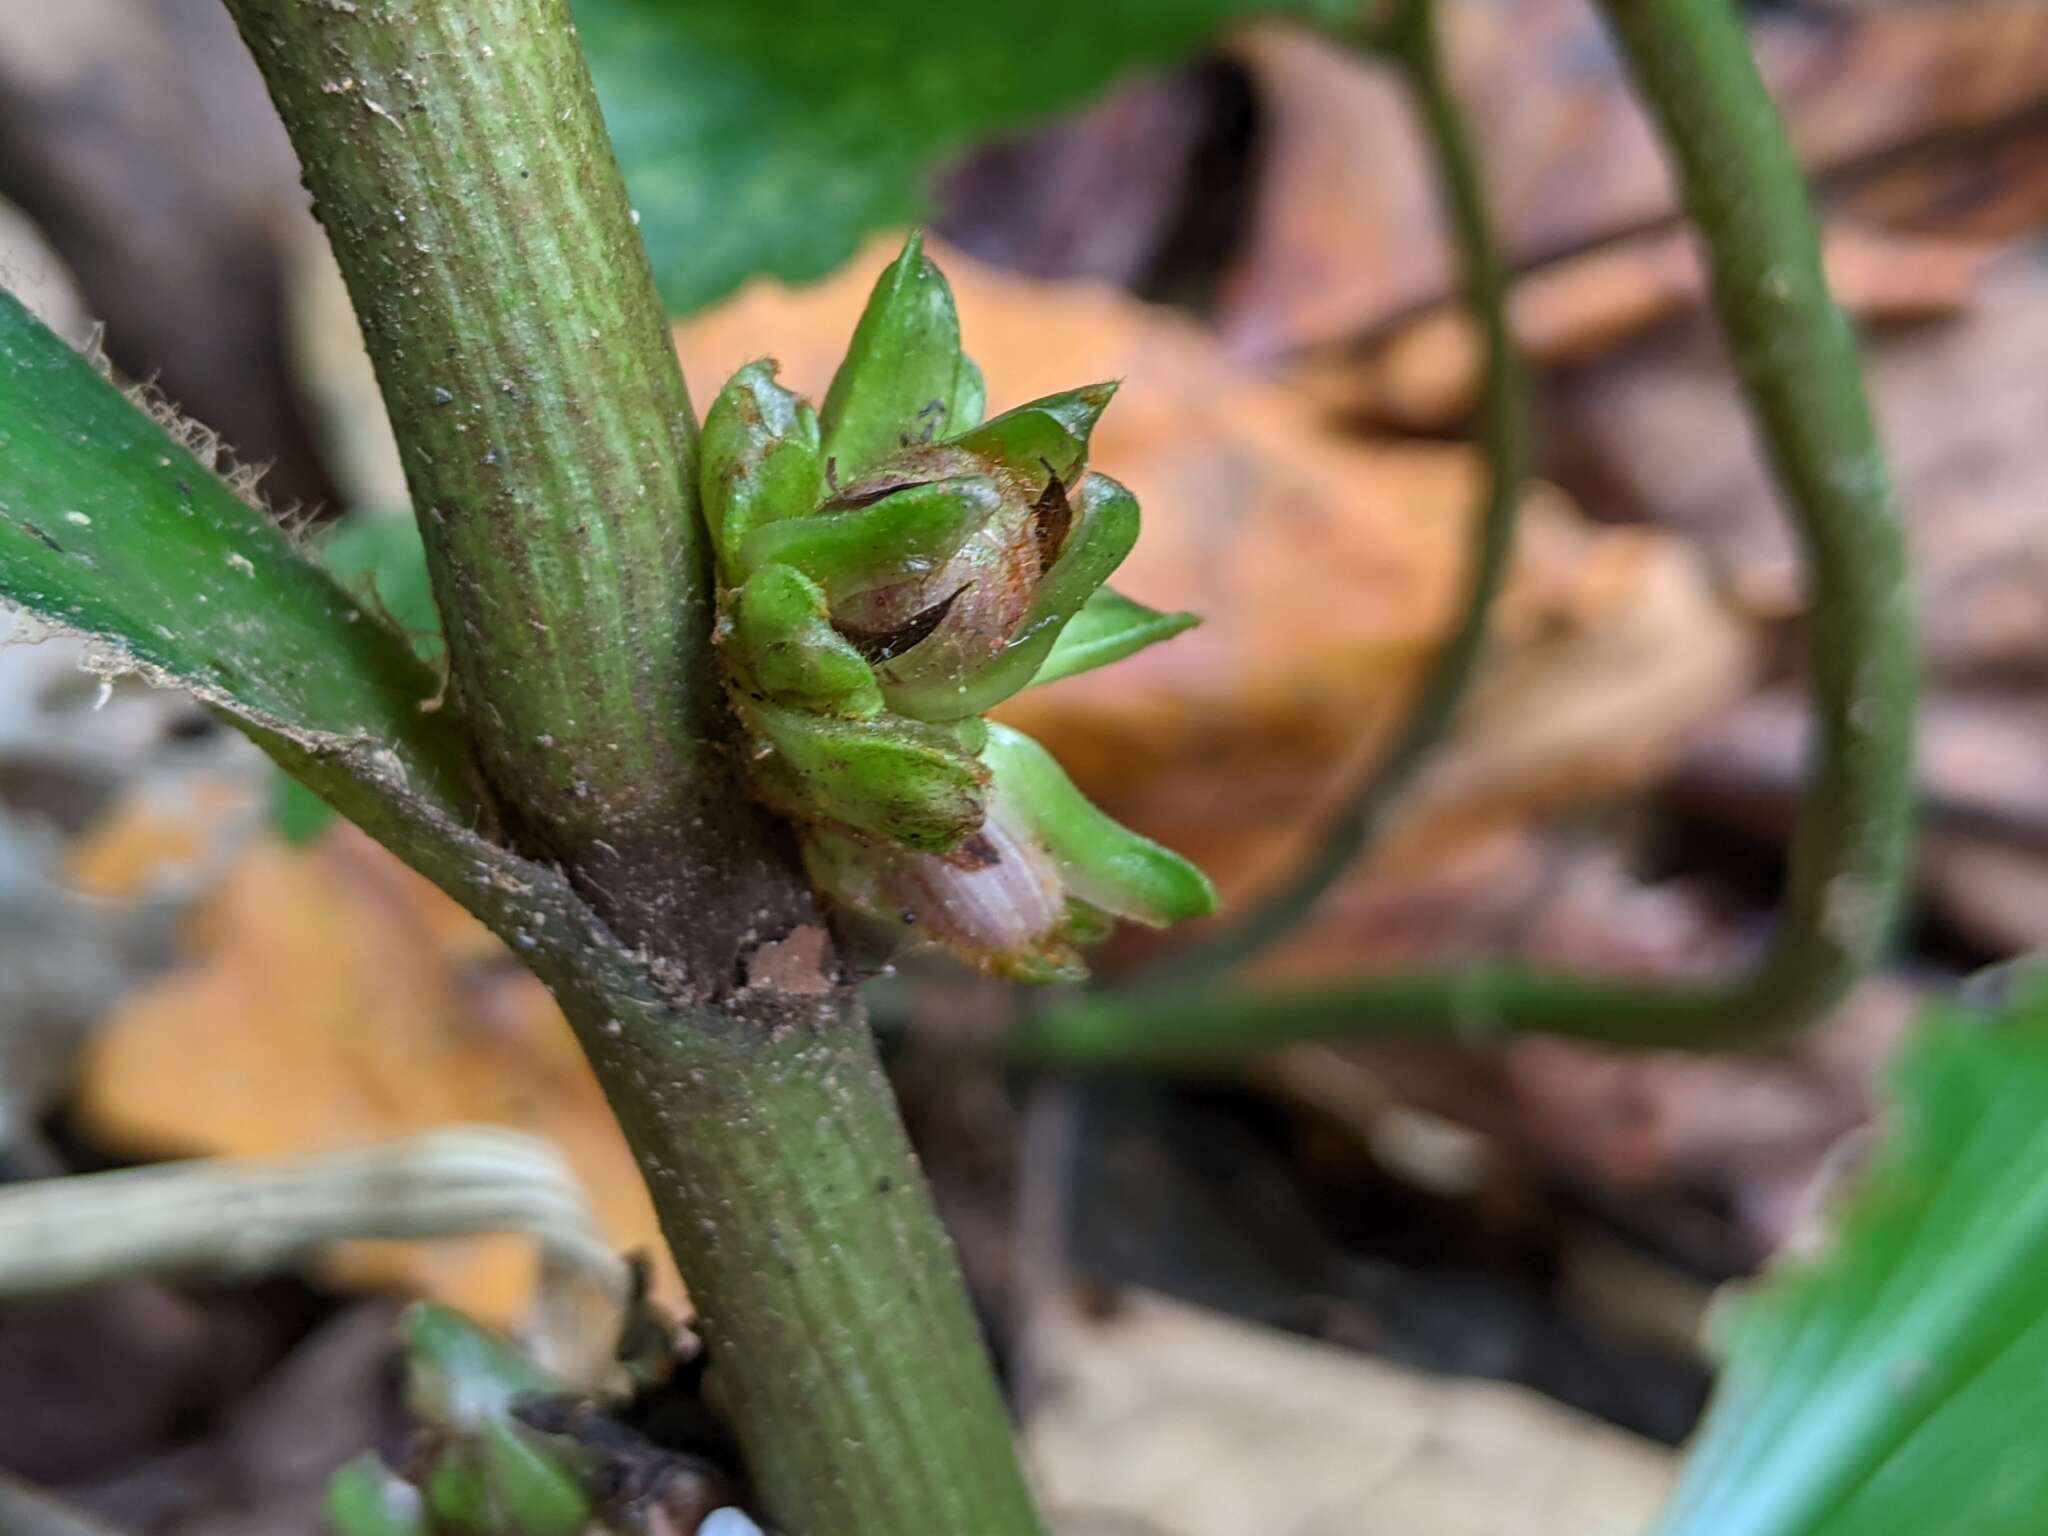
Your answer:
(1028, 1290), (1674, 1536)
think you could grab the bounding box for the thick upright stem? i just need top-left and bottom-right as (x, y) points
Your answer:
(227, 0), (755, 947)
(223, 2), (1043, 1529)
(561, 997), (1042, 1531)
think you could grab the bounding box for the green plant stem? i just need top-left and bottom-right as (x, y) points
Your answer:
(221, 3), (1043, 1530)
(1019, 0), (1914, 1064)
(559, 994), (1044, 1532)
(1596, 0), (1915, 1022)
(1119, 0), (1527, 991)
(227, 0), (719, 932)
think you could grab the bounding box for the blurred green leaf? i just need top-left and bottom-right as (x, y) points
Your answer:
(395, 1305), (596, 1536)
(317, 510), (445, 668)
(327, 1454), (430, 1536)
(473, 1421), (592, 1536)
(1656, 965), (2048, 1536)
(404, 1302), (561, 1431)
(274, 773), (337, 846)
(275, 511), (444, 845)
(576, 0), (1318, 314)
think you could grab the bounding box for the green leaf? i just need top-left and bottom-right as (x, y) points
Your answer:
(398, 1306), (595, 1536)
(983, 721), (1214, 926)
(426, 1446), (496, 1534)
(403, 1302), (561, 1432)
(475, 1419), (592, 1536)
(274, 510), (445, 846)
(0, 290), (709, 1069)
(1654, 966), (2048, 1536)
(819, 232), (984, 479)
(1030, 586), (1198, 688)
(327, 1455), (430, 1536)
(576, 0), (1314, 314)
(0, 291), (478, 831)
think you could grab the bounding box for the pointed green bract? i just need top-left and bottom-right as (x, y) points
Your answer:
(952, 355), (989, 438)
(737, 472), (1003, 597)
(729, 563), (884, 716)
(820, 233), (984, 479)
(984, 722), (1215, 926)
(742, 698), (987, 851)
(876, 470), (1141, 720)
(700, 359), (824, 576)
(950, 383), (1116, 491)
(1030, 586), (1199, 688)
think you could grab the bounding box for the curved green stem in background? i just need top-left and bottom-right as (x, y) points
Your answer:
(1119, 0), (1529, 991)
(1019, 0), (1915, 1064)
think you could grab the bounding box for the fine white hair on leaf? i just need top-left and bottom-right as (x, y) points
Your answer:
(119, 371), (276, 519)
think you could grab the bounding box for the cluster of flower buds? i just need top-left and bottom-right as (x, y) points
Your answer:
(698, 234), (1215, 980)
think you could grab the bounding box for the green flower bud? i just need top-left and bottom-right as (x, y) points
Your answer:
(854, 461), (1138, 722)
(796, 722), (1214, 980)
(699, 234), (1215, 979)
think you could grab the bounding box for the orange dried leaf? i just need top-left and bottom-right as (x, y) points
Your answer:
(76, 826), (681, 1325)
